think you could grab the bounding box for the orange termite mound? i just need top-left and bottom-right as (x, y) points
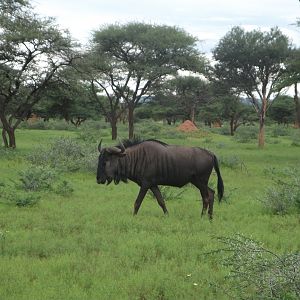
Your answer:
(177, 120), (198, 132)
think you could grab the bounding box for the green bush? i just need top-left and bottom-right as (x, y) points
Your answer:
(54, 180), (74, 196)
(260, 168), (300, 215)
(234, 126), (257, 143)
(0, 182), (41, 207)
(19, 119), (76, 131)
(291, 131), (300, 147)
(27, 137), (83, 171)
(14, 193), (41, 207)
(219, 154), (246, 170)
(271, 126), (290, 137)
(18, 165), (57, 191)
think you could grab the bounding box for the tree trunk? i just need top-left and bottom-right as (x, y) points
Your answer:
(230, 117), (234, 136)
(190, 105), (195, 123)
(2, 128), (8, 147)
(294, 83), (300, 128)
(258, 113), (265, 148)
(128, 105), (134, 139)
(8, 128), (16, 148)
(111, 118), (118, 140)
(0, 113), (16, 148)
(258, 97), (267, 148)
(2, 127), (16, 148)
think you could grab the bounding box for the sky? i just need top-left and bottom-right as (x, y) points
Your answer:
(33, 0), (300, 54)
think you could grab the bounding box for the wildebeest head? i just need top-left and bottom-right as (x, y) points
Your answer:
(96, 139), (126, 185)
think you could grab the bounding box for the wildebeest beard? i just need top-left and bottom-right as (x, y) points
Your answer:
(112, 161), (128, 185)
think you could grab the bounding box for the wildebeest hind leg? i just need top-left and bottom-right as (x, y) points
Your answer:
(192, 180), (209, 218)
(133, 187), (148, 215)
(150, 186), (168, 215)
(207, 188), (215, 220)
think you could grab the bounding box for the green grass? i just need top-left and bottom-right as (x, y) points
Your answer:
(0, 125), (299, 299)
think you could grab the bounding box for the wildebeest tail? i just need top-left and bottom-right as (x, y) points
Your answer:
(213, 155), (224, 201)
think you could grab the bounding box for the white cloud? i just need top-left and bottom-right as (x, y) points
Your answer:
(34, 0), (300, 52)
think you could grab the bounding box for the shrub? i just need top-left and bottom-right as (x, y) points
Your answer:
(271, 126), (290, 137)
(291, 131), (300, 147)
(27, 137), (99, 173)
(14, 193), (41, 207)
(0, 182), (41, 207)
(219, 126), (231, 136)
(260, 168), (300, 215)
(234, 126), (257, 143)
(219, 154), (246, 171)
(54, 180), (74, 196)
(18, 165), (57, 191)
(210, 234), (300, 299)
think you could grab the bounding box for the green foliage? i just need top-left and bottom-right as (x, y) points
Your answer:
(291, 130), (300, 146)
(0, 181), (41, 207)
(219, 154), (246, 170)
(260, 168), (300, 215)
(135, 120), (186, 140)
(271, 125), (291, 137)
(0, 0), (78, 147)
(83, 22), (206, 139)
(212, 234), (300, 299)
(268, 96), (295, 125)
(54, 180), (74, 196)
(18, 165), (57, 191)
(27, 136), (99, 173)
(234, 126), (257, 143)
(14, 193), (41, 207)
(19, 119), (74, 131)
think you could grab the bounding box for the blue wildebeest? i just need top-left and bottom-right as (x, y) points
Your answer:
(97, 139), (224, 219)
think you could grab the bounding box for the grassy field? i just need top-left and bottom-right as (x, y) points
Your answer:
(0, 123), (299, 299)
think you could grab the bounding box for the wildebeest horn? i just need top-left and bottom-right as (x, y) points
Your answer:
(98, 139), (102, 152)
(118, 138), (126, 153)
(106, 147), (122, 154)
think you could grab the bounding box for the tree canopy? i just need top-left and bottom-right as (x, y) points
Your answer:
(85, 22), (207, 138)
(213, 26), (291, 147)
(0, 0), (79, 147)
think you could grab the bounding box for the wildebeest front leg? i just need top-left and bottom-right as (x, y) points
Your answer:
(133, 187), (148, 215)
(150, 186), (168, 215)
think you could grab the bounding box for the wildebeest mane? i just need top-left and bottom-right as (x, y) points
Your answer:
(117, 137), (168, 149)
(113, 138), (167, 185)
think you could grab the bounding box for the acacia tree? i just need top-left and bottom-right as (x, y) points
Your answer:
(77, 53), (127, 140)
(159, 76), (211, 123)
(277, 48), (300, 128)
(213, 26), (291, 147)
(0, 0), (79, 147)
(35, 68), (97, 126)
(88, 22), (205, 139)
(208, 75), (256, 135)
